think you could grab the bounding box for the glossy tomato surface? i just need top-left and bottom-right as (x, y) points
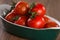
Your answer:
(15, 16), (28, 26)
(31, 3), (46, 17)
(14, 1), (29, 16)
(5, 10), (16, 22)
(45, 21), (59, 28)
(27, 16), (46, 29)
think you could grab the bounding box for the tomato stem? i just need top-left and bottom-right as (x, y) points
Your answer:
(30, 12), (36, 19)
(30, 2), (35, 9)
(12, 16), (19, 21)
(28, 2), (35, 16)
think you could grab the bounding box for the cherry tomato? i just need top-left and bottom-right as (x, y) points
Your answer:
(27, 16), (46, 29)
(43, 16), (50, 23)
(5, 10), (16, 22)
(45, 21), (59, 28)
(15, 16), (28, 26)
(31, 3), (46, 17)
(14, 1), (29, 16)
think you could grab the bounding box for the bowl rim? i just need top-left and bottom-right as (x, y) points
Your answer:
(0, 15), (60, 30)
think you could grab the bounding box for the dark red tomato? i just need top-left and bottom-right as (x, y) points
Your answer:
(45, 21), (59, 28)
(14, 1), (29, 16)
(43, 16), (50, 23)
(27, 16), (46, 29)
(5, 10), (16, 22)
(15, 16), (28, 26)
(31, 3), (46, 17)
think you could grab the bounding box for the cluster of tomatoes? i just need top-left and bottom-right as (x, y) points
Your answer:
(5, 1), (59, 29)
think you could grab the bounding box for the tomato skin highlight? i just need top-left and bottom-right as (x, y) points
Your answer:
(14, 1), (29, 16)
(27, 3), (46, 29)
(5, 10), (16, 22)
(27, 16), (46, 29)
(15, 16), (28, 26)
(31, 3), (46, 17)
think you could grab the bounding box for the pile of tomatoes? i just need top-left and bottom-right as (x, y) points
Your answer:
(5, 1), (59, 29)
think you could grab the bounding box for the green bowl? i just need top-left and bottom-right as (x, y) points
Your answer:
(0, 4), (60, 40)
(0, 13), (60, 40)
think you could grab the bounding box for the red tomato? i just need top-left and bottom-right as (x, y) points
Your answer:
(43, 16), (50, 23)
(27, 16), (46, 29)
(44, 21), (59, 28)
(31, 3), (46, 17)
(15, 16), (28, 26)
(14, 1), (29, 16)
(5, 10), (16, 22)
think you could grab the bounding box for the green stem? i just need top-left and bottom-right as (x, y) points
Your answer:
(30, 2), (35, 9)
(30, 12), (36, 19)
(28, 2), (35, 15)
(12, 16), (19, 21)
